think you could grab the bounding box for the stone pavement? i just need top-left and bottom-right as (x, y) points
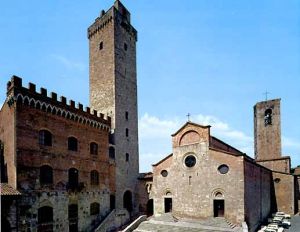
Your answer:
(133, 213), (241, 232)
(285, 215), (300, 232)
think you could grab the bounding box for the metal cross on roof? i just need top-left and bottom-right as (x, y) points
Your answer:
(187, 113), (191, 122)
(263, 91), (270, 101)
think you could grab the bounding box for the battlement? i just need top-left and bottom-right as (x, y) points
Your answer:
(6, 76), (111, 129)
(87, 0), (137, 41)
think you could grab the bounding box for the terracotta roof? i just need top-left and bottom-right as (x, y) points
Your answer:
(0, 183), (21, 196)
(138, 172), (153, 180)
(209, 136), (244, 156)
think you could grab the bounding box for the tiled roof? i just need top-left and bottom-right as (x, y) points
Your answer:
(138, 172), (153, 180)
(0, 183), (21, 196)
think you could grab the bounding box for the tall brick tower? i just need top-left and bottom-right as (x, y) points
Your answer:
(88, 0), (139, 213)
(254, 98), (291, 173)
(254, 98), (282, 160)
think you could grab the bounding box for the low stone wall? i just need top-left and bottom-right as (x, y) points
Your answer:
(122, 215), (147, 232)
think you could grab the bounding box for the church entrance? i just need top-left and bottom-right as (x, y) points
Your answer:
(164, 198), (172, 213)
(214, 200), (224, 217)
(147, 199), (154, 216)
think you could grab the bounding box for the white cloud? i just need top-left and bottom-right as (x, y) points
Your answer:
(51, 54), (86, 71)
(139, 113), (181, 139)
(282, 137), (300, 150)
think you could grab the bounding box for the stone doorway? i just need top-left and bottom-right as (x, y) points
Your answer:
(164, 198), (172, 213)
(123, 190), (133, 212)
(147, 199), (154, 216)
(68, 204), (78, 232)
(214, 199), (224, 217)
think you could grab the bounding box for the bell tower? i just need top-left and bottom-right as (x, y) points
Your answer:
(254, 98), (281, 160)
(88, 0), (139, 213)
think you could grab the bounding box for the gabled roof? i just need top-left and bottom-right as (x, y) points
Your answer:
(152, 154), (173, 167)
(0, 183), (21, 196)
(171, 121), (211, 137)
(209, 136), (244, 156)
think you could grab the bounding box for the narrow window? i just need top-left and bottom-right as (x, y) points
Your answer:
(68, 137), (78, 151)
(99, 41), (103, 50)
(125, 111), (129, 120)
(126, 128), (129, 137)
(90, 170), (99, 185)
(90, 202), (100, 215)
(90, 142), (98, 155)
(109, 147), (115, 159)
(110, 195), (116, 210)
(264, 109), (272, 126)
(39, 130), (52, 146)
(124, 43), (127, 51)
(68, 168), (79, 189)
(40, 165), (53, 185)
(126, 153), (129, 162)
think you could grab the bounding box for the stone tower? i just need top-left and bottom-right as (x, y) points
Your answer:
(88, 0), (139, 213)
(254, 99), (281, 160)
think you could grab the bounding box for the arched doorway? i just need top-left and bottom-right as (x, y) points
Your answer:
(38, 206), (53, 232)
(123, 190), (133, 212)
(213, 191), (224, 217)
(68, 204), (78, 232)
(146, 199), (153, 216)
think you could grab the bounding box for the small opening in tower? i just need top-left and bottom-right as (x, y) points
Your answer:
(124, 43), (127, 51)
(264, 108), (272, 126)
(126, 128), (129, 137)
(99, 41), (103, 50)
(125, 111), (128, 120)
(126, 153), (129, 162)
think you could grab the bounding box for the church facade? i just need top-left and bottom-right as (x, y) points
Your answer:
(143, 98), (297, 232)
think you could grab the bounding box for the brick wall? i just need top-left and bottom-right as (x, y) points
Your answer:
(244, 159), (272, 232)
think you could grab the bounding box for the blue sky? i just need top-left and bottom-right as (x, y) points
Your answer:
(0, 0), (299, 172)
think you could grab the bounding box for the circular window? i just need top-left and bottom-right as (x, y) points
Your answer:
(218, 164), (229, 174)
(161, 170), (168, 177)
(274, 178), (281, 183)
(184, 155), (196, 168)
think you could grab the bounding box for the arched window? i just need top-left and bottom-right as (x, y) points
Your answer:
(264, 109), (272, 126)
(68, 137), (78, 151)
(90, 142), (98, 155)
(90, 170), (99, 185)
(38, 206), (53, 232)
(39, 130), (52, 146)
(109, 147), (115, 159)
(40, 165), (53, 185)
(90, 202), (100, 215)
(126, 153), (129, 162)
(68, 168), (79, 188)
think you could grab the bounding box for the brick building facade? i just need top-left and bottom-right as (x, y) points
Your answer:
(1, 76), (115, 231)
